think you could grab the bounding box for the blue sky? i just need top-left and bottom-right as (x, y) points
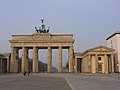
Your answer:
(0, 0), (120, 67)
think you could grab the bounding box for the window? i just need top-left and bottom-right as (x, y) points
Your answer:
(98, 57), (101, 60)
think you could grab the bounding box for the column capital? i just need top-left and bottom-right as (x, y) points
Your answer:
(88, 54), (91, 58)
(11, 46), (15, 48)
(59, 46), (62, 48)
(33, 46), (38, 48)
(48, 46), (51, 48)
(69, 46), (73, 49)
(95, 54), (98, 56)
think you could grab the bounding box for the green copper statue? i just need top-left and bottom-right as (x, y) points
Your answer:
(35, 19), (50, 33)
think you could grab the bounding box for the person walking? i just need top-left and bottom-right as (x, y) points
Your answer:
(23, 70), (26, 76)
(23, 70), (27, 79)
(28, 69), (31, 77)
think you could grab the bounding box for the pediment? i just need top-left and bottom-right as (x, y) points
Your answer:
(88, 46), (114, 52)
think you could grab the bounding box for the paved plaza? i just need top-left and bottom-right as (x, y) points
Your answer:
(0, 73), (120, 90)
(0, 74), (71, 90)
(65, 73), (120, 90)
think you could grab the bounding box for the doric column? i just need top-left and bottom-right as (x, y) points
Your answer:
(7, 58), (10, 73)
(33, 47), (38, 73)
(74, 58), (77, 73)
(91, 55), (95, 73)
(0, 58), (2, 73)
(91, 55), (96, 73)
(104, 54), (108, 73)
(10, 47), (15, 73)
(25, 48), (28, 72)
(22, 47), (28, 73)
(22, 47), (25, 73)
(58, 46), (62, 73)
(47, 46), (52, 73)
(68, 46), (74, 73)
(88, 55), (91, 73)
(111, 54), (114, 72)
(95, 54), (98, 73)
(14, 48), (19, 73)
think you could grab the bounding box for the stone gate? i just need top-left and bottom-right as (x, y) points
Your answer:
(10, 33), (74, 73)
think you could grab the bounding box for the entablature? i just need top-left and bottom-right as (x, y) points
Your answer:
(10, 33), (74, 43)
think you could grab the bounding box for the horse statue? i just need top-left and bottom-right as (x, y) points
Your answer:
(35, 19), (50, 34)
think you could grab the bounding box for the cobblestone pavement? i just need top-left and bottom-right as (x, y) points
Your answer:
(37, 73), (120, 90)
(64, 73), (120, 90)
(0, 73), (120, 90)
(0, 74), (71, 90)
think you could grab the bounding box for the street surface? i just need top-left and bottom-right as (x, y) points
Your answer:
(0, 73), (120, 90)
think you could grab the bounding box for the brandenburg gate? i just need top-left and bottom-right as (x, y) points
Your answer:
(10, 20), (75, 73)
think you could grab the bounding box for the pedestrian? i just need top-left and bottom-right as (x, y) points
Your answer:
(42, 69), (44, 73)
(23, 70), (27, 80)
(23, 70), (26, 76)
(28, 69), (31, 76)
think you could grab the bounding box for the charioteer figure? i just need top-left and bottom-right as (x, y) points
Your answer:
(35, 19), (50, 33)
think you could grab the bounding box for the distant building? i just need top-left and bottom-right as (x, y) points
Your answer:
(106, 32), (120, 72)
(74, 46), (114, 74)
(0, 53), (10, 73)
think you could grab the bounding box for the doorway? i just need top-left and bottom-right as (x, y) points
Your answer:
(98, 63), (102, 73)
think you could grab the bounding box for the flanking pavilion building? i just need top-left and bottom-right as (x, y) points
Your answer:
(74, 46), (115, 74)
(0, 53), (10, 73)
